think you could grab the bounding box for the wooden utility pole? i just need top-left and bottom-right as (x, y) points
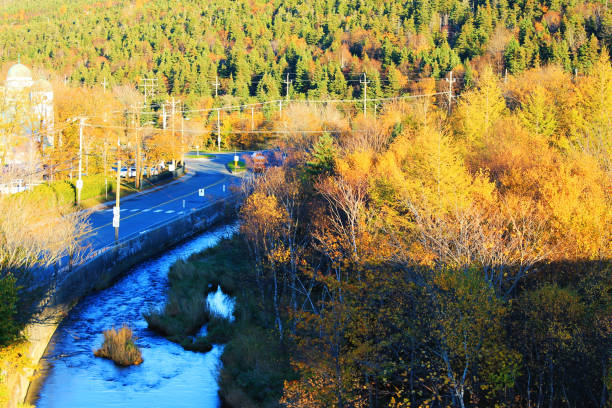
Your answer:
(445, 70), (455, 114)
(76, 118), (85, 206)
(115, 123), (121, 242)
(282, 74), (292, 115)
(133, 106), (142, 190)
(360, 73), (368, 117)
(161, 103), (167, 129)
(251, 106), (254, 131)
(180, 111), (185, 168)
(169, 97), (179, 169)
(217, 108), (221, 152)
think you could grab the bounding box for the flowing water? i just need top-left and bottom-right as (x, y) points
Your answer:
(29, 223), (238, 408)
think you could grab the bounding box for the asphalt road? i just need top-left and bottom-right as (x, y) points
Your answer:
(81, 152), (245, 251)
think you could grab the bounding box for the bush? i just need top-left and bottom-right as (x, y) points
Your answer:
(0, 275), (20, 347)
(78, 174), (115, 202)
(51, 180), (76, 206)
(94, 326), (143, 366)
(182, 336), (213, 353)
(144, 292), (210, 338)
(206, 316), (234, 344)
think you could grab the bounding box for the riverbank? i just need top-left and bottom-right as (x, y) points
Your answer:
(30, 224), (239, 407)
(2, 192), (240, 408)
(149, 236), (295, 408)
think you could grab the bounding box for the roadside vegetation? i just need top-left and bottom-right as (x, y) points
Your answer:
(94, 326), (143, 366)
(227, 161), (247, 173)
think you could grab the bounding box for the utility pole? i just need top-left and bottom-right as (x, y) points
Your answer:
(102, 77), (107, 93)
(170, 97), (178, 170)
(76, 118), (85, 206)
(217, 108), (221, 152)
(114, 126), (121, 242)
(445, 70), (456, 114)
(161, 103), (167, 129)
(140, 78), (158, 107)
(180, 111), (185, 169)
(360, 73), (369, 117)
(104, 140), (108, 199)
(251, 106), (254, 131)
(212, 75), (220, 98)
(132, 105), (142, 190)
(285, 74), (293, 102)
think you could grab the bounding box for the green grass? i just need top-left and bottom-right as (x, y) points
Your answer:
(227, 160), (246, 173)
(145, 236), (294, 407)
(185, 153), (215, 159)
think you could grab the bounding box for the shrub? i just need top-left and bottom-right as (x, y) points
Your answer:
(78, 174), (115, 201)
(206, 316), (234, 344)
(182, 336), (213, 353)
(94, 326), (143, 366)
(144, 292), (210, 338)
(0, 275), (20, 347)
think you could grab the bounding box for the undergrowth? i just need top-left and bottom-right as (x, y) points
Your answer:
(146, 236), (294, 407)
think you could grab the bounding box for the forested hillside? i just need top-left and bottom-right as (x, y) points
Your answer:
(1, 0), (610, 109)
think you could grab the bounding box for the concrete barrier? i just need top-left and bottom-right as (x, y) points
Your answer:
(5, 193), (242, 407)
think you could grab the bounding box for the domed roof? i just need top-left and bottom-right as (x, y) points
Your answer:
(7, 63), (32, 80)
(31, 79), (53, 92)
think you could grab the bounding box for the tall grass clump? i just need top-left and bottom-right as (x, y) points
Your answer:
(94, 326), (143, 366)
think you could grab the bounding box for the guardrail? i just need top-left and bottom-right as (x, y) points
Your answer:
(51, 191), (242, 291)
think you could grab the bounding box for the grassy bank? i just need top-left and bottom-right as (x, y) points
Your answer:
(227, 161), (246, 173)
(185, 153), (215, 159)
(145, 236), (294, 407)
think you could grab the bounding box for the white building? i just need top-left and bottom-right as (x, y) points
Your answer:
(0, 61), (55, 192)
(0, 61), (54, 167)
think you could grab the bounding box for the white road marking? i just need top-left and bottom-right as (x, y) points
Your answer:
(130, 209), (139, 212)
(142, 209), (151, 212)
(165, 210), (175, 214)
(153, 210), (163, 213)
(120, 208), (129, 212)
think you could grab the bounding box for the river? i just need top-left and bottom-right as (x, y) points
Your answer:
(28, 223), (238, 408)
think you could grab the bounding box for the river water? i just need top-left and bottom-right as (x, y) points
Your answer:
(29, 223), (238, 408)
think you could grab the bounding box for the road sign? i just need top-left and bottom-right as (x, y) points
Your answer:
(113, 206), (120, 216)
(112, 215), (120, 228)
(169, 164), (175, 171)
(198, 188), (205, 197)
(234, 155), (239, 163)
(76, 179), (83, 189)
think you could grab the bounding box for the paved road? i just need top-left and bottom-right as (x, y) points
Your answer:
(82, 152), (245, 251)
